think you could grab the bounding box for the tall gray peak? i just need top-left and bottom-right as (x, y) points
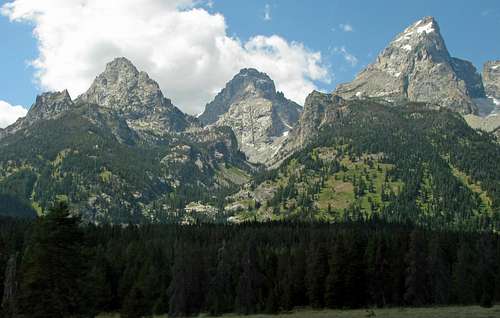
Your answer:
(484, 60), (500, 100)
(78, 57), (166, 113)
(199, 68), (302, 164)
(26, 90), (74, 123)
(335, 16), (481, 114)
(199, 68), (278, 125)
(78, 57), (195, 134)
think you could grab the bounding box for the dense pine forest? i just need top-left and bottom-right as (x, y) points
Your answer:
(1, 203), (499, 318)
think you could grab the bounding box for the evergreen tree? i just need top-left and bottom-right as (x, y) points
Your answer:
(18, 201), (86, 318)
(427, 235), (451, 305)
(206, 241), (235, 315)
(452, 238), (477, 304)
(121, 286), (147, 318)
(477, 233), (496, 307)
(235, 242), (264, 315)
(404, 229), (429, 306)
(306, 241), (328, 308)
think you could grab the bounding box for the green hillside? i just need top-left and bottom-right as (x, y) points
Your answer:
(227, 101), (500, 230)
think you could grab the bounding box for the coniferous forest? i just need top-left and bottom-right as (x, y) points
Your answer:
(1, 202), (499, 318)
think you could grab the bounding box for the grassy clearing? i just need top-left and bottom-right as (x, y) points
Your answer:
(451, 165), (493, 214)
(98, 305), (500, 318)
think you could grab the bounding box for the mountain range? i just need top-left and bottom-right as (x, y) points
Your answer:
(0, 16), (498, 228)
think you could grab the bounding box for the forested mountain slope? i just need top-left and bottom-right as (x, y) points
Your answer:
(0, 58), (251, 223)
(226, 96), (500, 230)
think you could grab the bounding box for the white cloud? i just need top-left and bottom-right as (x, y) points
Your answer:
(0, 100), (27, 128)
(334, 46), (358, 66)
(339, 23), (353, 32)
(264, 4), (271, 21)
(1, 0), (330, 114)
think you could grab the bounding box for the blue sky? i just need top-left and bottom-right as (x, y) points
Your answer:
(0, 0), (499, 115)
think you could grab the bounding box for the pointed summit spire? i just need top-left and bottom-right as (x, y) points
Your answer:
(335, 16), (481, 114)
(78, 57), (165, 112)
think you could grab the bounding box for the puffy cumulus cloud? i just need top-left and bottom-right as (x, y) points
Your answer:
(0, 100), (27, 128)
(1, 0), (330, 114)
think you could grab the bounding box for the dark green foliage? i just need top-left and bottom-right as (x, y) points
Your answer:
(404, 229), (429, 306)
(0, 193), (36, 218)
(0, 105), (248, 223)
(17, 201), (85, 318)
(257, 102), (500, 231)
(1, 214), (500, 316)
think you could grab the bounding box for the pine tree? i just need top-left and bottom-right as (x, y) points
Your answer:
(235, 242), (264, 314)
(427, 235), (451, 305)
(306, 241), (328, 308)
(18, 201), (86, 318)
(121, 286), (147, 318)
(206, 241), (235, 315)
(404, 229), (429, 306)
(452, 238), (477, 304)
(477, 233), (496, 308)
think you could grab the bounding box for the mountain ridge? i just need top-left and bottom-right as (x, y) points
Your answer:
(200, 67), (302, 164)
(334, 17), (484, 114)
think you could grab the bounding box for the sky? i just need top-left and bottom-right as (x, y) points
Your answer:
(0, 0), (499, 127)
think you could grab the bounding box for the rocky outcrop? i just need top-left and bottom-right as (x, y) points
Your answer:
(0, 90), (74, 138)
(484, 61), (500, 101)
(294, 91), (347, 145)
(335, 17), (483, 114)
(78, 57), (196, 136)
(466, 61), (500, 133)
(199, 68), (302, 164)
(26, 90), (74, 123)
(269, 91), (348, 167)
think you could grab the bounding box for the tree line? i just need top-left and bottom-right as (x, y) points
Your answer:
(1, 203), (499, 318)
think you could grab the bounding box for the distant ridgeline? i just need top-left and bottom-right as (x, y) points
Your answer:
(0, 16), (499, 230)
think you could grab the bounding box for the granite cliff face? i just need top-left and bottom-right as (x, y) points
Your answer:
(483, 61), (500, 103)
(335, 17), (483, 114)
(269, 91), (348, 167)
(77, 57), (195, 138)
(199, 68), (302, 164)
(465, 60), (500, 137)
(0, 90), (74, 138)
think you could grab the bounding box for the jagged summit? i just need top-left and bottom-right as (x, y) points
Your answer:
(27, 90), (74, 121)
(78, 57), (166, 113)
(335, 16), (483, 114)
(199, 68), (301, 164)
(199, 68), (278, 125)
(76, 57), (194, 135)
(0, 90), (74, 137)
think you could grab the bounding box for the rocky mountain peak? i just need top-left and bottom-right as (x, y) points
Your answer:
(77, 57), (166, 114)
(199, 68), (277, 126)
(0, 90), (74, 138)
(484, 60), (500, 100)
(335, 16), (482, 114)
(199, 68), (301, 164)
(26, 90), (74, 123)
(390, 17), (444, 50)
(76, 57), (195, 136)
(232, 68), (276, 97)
